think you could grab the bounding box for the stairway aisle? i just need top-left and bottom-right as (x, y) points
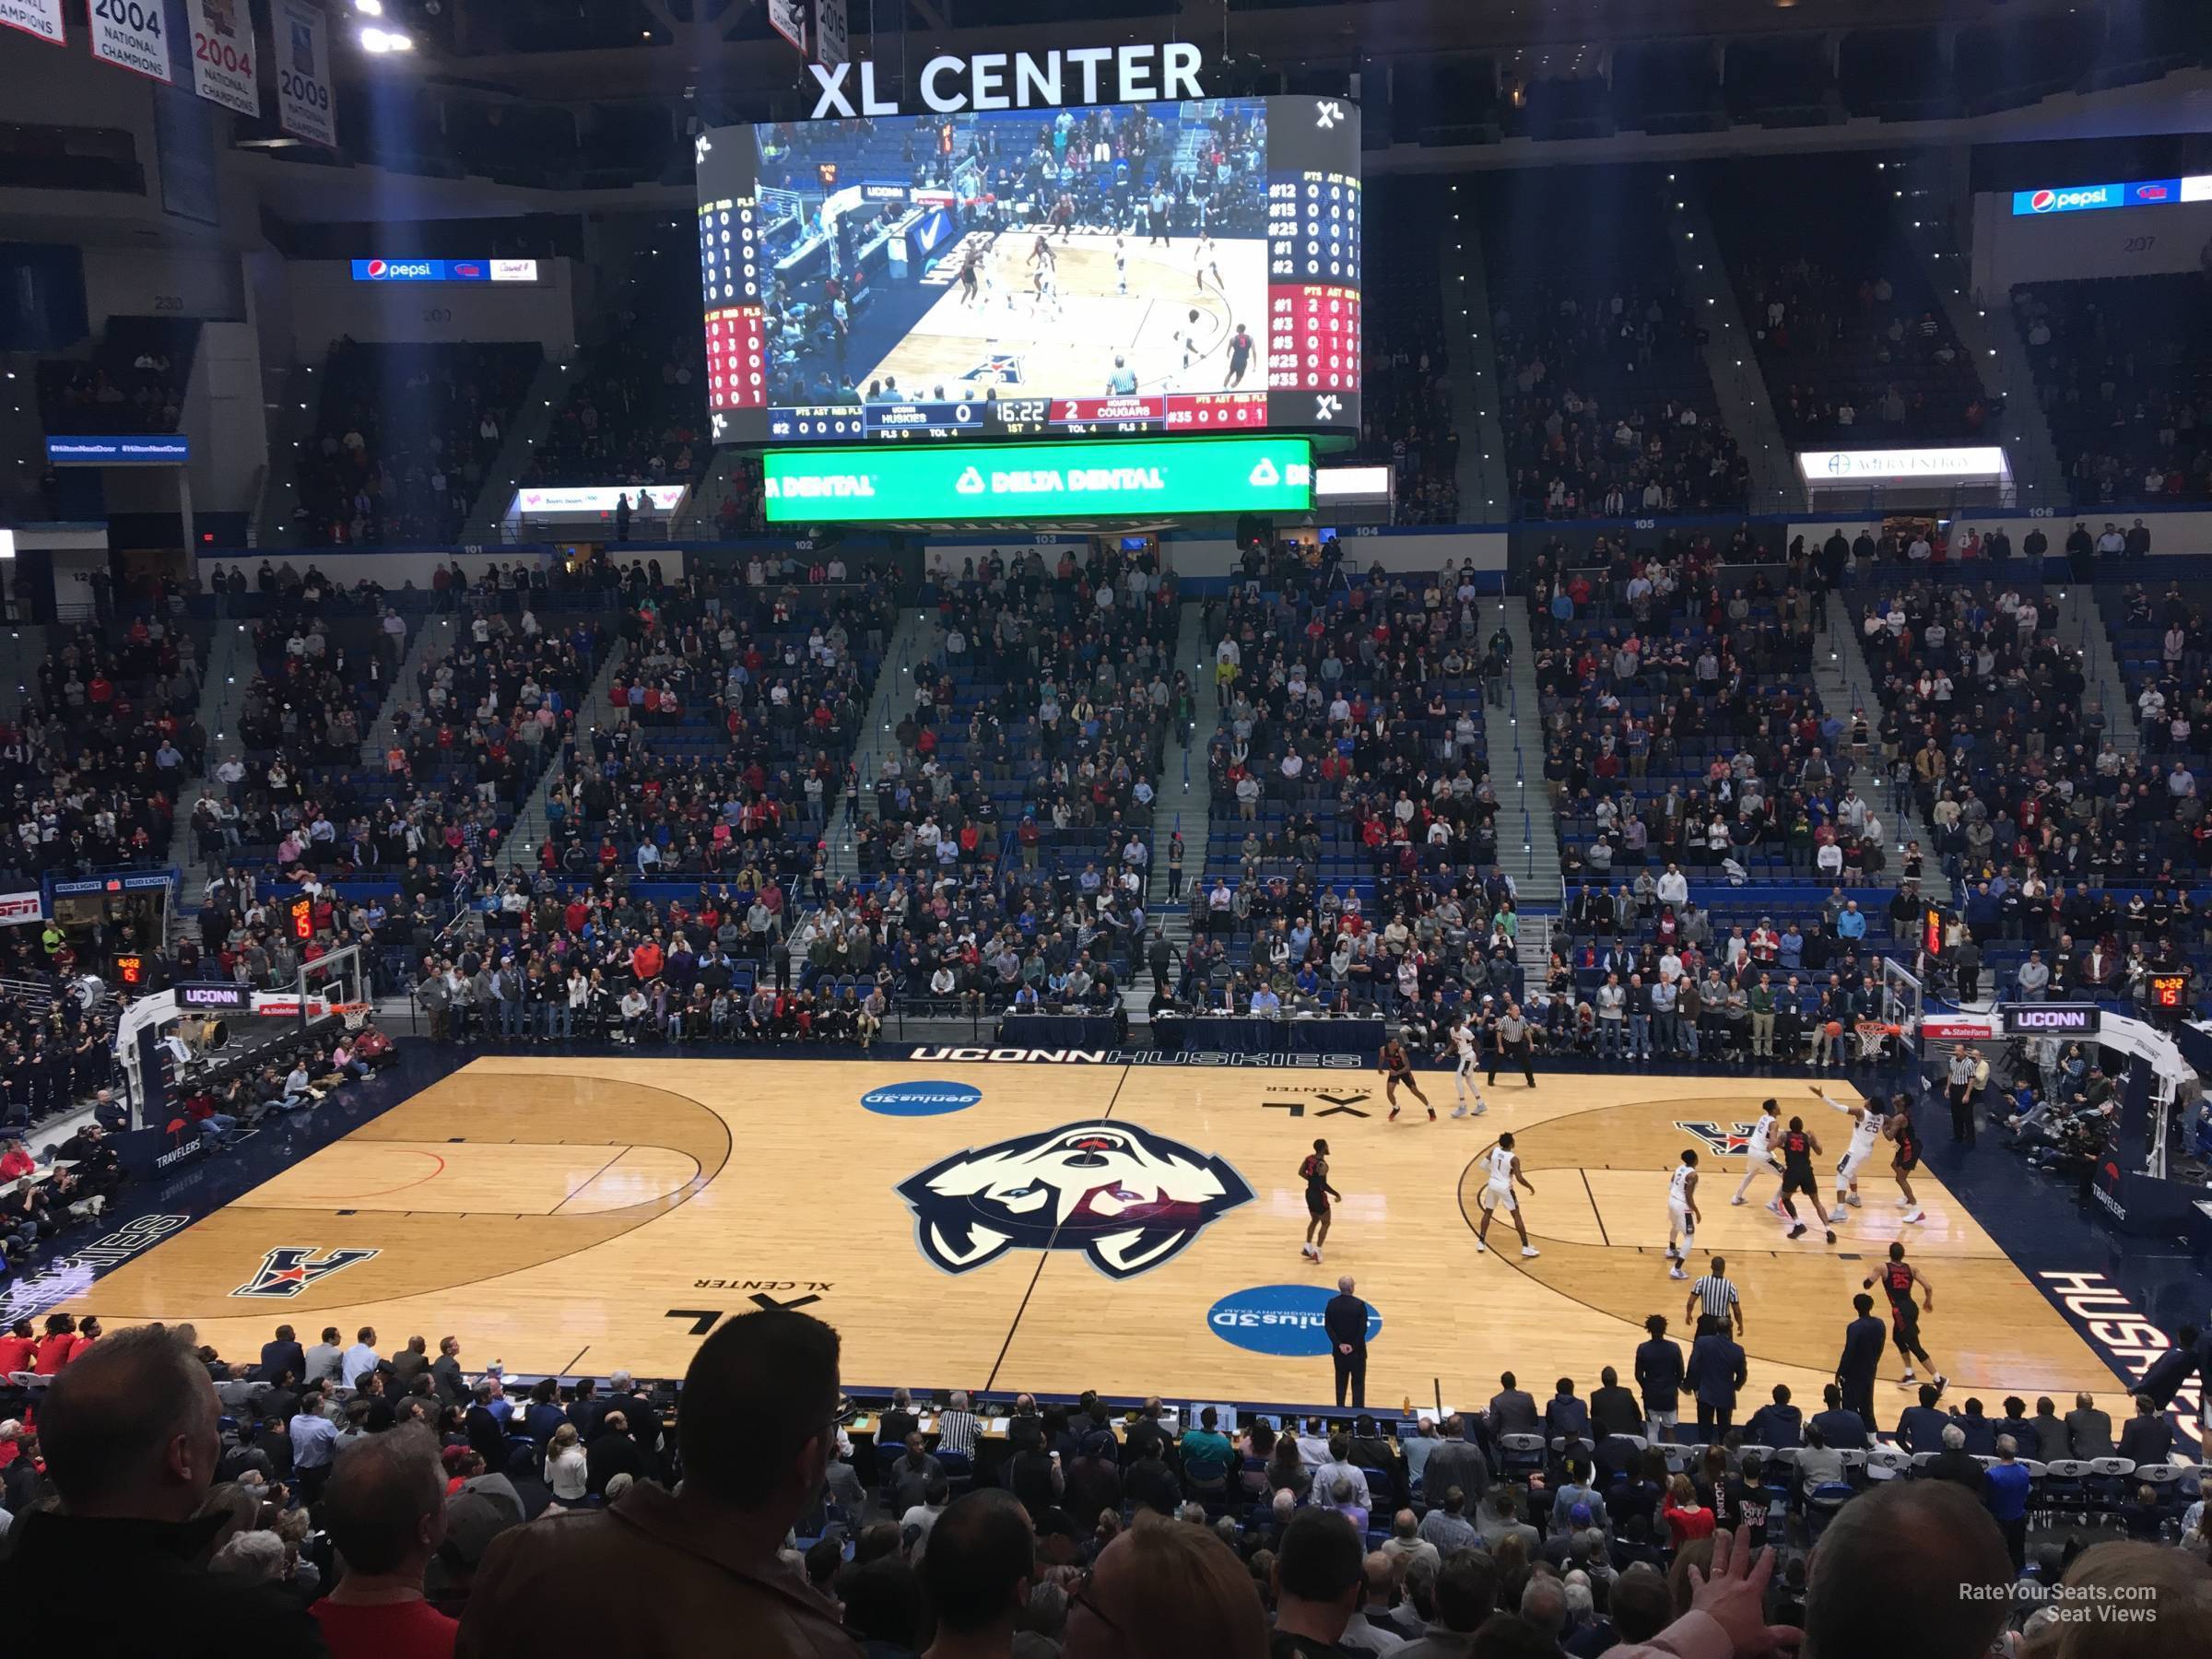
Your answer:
(826, 606), (938, 881)
(1816, 593), (1950, 904)
(501, 641), (627, 872)
(1490, 602), (1559, 900)
(1147, 599), (1211, 910)
(362, 611), (459, 762)
(1122, 600), (1212, 1024)
(2051, 587), (2137, 758)
(465, 357), (583, 543)
(164, 619), (257, 882)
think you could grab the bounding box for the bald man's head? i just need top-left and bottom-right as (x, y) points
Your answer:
(38, 1326), (220, 1523)
(1806, 1481), (2012, 1659)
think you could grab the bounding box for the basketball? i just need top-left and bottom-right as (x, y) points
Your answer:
(1826, 1020), (1844, 1038)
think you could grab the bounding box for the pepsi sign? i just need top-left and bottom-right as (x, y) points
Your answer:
(349, 258), (540, 283)
(2008, 175), (2212, 217)
(2012, 184), (2124, 216)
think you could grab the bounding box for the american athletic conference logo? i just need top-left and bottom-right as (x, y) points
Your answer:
(1676, 1121), (1759, 1156)
(232, 1246), (381, 1298)
(898, 1121), (1253, 1279)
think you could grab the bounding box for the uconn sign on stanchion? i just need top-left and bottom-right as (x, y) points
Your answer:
(1998, 1003), (2103, 1036)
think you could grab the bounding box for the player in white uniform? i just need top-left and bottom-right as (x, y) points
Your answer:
(1473, 1133), (1538, 1257)
(1665, 1148), (1701, 1280)
(1113, 236), (1128, 295)
(1447, 1020), (1487, 1118)
(1194, 231), (1218, 291)
(1730, 1098), (1784, 1214)
(1817, 1086), (1882, 1215)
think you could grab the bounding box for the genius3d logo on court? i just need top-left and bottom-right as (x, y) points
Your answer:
(232, 1246), (382, 1299)
(898, 1121), (1253, 1279)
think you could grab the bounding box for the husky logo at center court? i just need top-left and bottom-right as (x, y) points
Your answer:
(232, 1246), (381, 1299)
(898, 1121), (1253, 1279)
(1675, 1122), (1759, 1156)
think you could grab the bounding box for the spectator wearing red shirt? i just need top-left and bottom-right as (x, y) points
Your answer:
(630, 938), (665, 982)
(34, 1313), (83, 1374)
(0, 1318), (35, 1376)
(1662, 1474), (1717, 1547)
(0, 1141), (32, 1182)
(312, 1424), (460, 1659)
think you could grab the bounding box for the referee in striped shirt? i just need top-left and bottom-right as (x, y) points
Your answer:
(1686, 1257), (1744, 1336)
(934, 1389), (981, 1460)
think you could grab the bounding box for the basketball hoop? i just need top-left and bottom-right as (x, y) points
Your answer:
(1853, 1019), (1900, 1061)
(333, 1002), (371, 1033)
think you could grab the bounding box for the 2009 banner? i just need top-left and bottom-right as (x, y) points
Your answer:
(89, 0), (171, 82)
(186, 0), (260, 117)
(0, 0), (65, 48)
(274, 0), (336, 147)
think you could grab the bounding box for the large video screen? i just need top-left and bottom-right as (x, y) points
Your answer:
(697, 95), (1360, 445)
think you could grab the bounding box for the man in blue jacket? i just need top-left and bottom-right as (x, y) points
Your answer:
(1633, 1313), (1684, 1443)
(1744, 1384), (1803, 1449)
(1688, 1315), (1747, 1441)
(1543, 1377), (1594, 1450)
(1808, 1383), (1869, 1450)
(1897, 1382), (1953, 1453)
(1834, 1293), (1888, 1428)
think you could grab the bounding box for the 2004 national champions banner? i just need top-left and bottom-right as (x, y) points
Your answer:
(187, 0), (261, 118)
(88, 0), (172, 82)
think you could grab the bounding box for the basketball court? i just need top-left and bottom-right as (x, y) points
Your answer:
(863, 231), (1266, 399)
(65, 1058), (2115, 1409)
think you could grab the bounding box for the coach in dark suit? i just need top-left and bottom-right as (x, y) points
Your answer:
(255, 1324), (306, 1385)
(1836, 1294), (1888, 1427)
(1325, 1276), (1371, 1409)
(1688, 1316), (1747, 1441)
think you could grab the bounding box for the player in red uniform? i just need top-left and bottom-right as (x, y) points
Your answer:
(1381, 1034), (1433, 1121)
(1865, 1241), (1943, 1392)
(1225, 324), (1253, 389)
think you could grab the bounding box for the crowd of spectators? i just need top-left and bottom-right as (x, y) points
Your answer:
(6, 1308), (2205, 1659)
(1359, 181), (1460, 525)
(1710, 159), (1996, 447)
(2013, 276), (2212, 510)
(6, 612), (205, 882)
(1493, 285), (1745, 522)
(1170, 558), (1524, 1018)
(1528, 539), (1844, 884)
(36, 316), (199, 436)
(295, 341), (542, 546)
(528, 242), (709, 500)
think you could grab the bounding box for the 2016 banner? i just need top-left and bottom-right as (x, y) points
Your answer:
(0, 0), (65, 48)
(186, 0), (260, 117)
(89, 0), (172, 82)
(274, 0), (335, 147)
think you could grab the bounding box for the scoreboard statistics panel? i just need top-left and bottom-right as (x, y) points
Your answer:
(697, 93), (1361, 446)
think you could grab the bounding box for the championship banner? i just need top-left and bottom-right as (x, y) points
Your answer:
(815, 0), (849, 70)
(274, 0), (335, 147)
(766, 0), (804, 54)
(186, 0), (260, 117)
(0, 0), (65, 48)
(89, 0), (173, 82)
